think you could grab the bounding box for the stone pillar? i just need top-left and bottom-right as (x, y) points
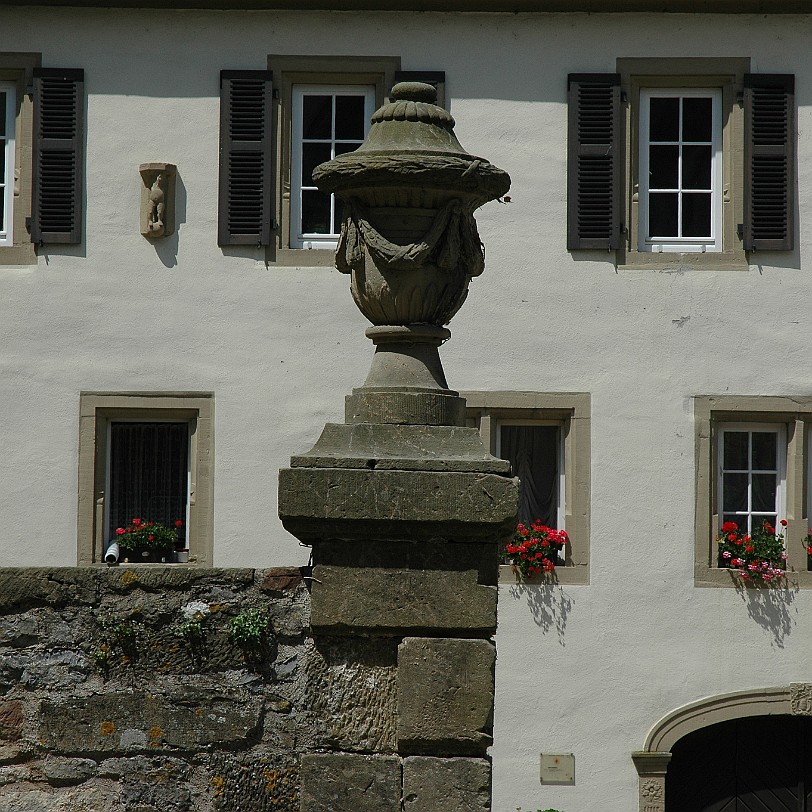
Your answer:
(632, 752), (672, 812)
(278, 82), (516, 811)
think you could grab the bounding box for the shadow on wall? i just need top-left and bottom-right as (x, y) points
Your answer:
(508, 582), (574, 646)
(736, 580), (799, 649)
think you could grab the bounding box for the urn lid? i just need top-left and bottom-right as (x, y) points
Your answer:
(313, 81), (510, 203)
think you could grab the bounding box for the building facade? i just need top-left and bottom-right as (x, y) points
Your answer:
(1, 2), (811, 809)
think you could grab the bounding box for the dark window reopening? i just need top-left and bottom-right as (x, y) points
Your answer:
(498, 424), (561, 529)
(107, 422), (189, 546)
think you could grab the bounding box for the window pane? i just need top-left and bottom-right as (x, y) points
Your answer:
(335, 95), (366, 140)
(682, 145), (712, 190)
(752, 473), (777, 512)
(723, 472), (748, 512)
(499, 424), (559, 527)
(301, 142), (332, 187)
(335, 141), (362, 157)
(682, 193), (711, 238)
(649, 97), (679, 141)
(753, 515), (777, 534)
(648, 193), (678, 237)
(302, 95), (332, 139)
(301, 189), (332, 234)
(722, 514), (743, 531)
(752, 432), (777, 470)
(649, 145), (679, 189)
(109, 422), (189, 547)
(682, 97), (713, 141)
(0, 93), (5, 137)
(332, 198), (346, 236)
(723, 432), (748, 469)
(0, 189), (4, 232)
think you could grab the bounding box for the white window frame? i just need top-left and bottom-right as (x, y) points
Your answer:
(495, 418), (566, 532)
(638, 87), (723, 253)
(289, 84), (375, 250)
(103, 418), (192, 549)
(0, 81), (15, 248)
(716, 422), (786, 536)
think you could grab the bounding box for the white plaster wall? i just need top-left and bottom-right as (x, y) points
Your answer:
(0, 8), (811, 810)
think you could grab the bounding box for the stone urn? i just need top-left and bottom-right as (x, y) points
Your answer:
(312, 81), (510, 426)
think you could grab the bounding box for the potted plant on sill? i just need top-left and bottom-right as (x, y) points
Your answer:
(717, 519), (787, 584)
(505, 520), (568, 581)
(115, 517), (183, 564)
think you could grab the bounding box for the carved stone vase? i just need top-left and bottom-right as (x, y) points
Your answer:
(313, 81), (510, 427)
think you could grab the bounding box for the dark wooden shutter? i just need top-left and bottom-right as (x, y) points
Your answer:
(744, 74), (794, 251)
(567, 73), (622, 251)
(218, 70), (274, 247)
(31, 68), (83, 244)
(393, 70), (447, 109)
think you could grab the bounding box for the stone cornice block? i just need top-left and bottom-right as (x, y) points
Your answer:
(300, 753), (401, 812)
(279, 468), (518, 542)
(309, 566), (497, 635)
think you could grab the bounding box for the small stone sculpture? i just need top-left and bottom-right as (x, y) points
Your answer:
(139, 163), (177, 238)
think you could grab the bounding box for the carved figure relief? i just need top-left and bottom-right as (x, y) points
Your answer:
(139, 163), (176, 238)
(791, 683), (812, 715)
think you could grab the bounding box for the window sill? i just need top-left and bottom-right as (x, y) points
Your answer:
(0, 243), (37, 265)
(617, 249), (748, 272)
(270, 246), (337, 267)
(695, 566), (812, 588)
(499, 563), (589, 586)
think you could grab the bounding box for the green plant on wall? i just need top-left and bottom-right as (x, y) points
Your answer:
(93, 610), (142, 673)
(230, 608), (270, 648)
(175, 611), (206, 642)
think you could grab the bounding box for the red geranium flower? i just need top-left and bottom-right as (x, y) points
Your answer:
(721, 521), (738, 532)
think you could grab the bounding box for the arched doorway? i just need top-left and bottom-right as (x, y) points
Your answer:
(667, 715), (812, 811)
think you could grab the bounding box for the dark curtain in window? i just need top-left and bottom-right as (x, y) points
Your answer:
(500, 425), (559, 527)
(108, 422), (189, 545)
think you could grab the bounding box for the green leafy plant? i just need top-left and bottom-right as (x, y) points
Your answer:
(505, 520), (568, 580)
(105, 618), (137, 645)
(230, 609), (269, 648)
(175, 612), (206, 642)
(717, 519), (787, 583)
(114, 517), (182, 552)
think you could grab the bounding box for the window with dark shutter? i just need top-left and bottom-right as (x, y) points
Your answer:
(218, 70), (274, 247)
(31, 68), (83, 245)
(744, 74), (795, 251)
(567, 73), (622, 251)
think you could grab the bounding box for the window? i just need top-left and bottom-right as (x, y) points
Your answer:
(218, 57), (445, 263)
(462, 391), (590, 585)
(638, 88), (722, 253)
(0, 56), (84, 263)
(289, 85), (375, 249)
(77, 394), (214, 566)
(567, 60), (796, 266)
(694, 396), (812, 587)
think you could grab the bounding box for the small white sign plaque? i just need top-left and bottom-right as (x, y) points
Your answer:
(539, 752), (575, 785)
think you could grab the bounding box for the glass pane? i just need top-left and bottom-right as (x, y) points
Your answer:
(335, 141), (362, 157)
(335, 95), (366, 140)
(752, 474), (777, 512)
(649, 145), (679, 189)
(0, 192), (4, 234)
(500, 424), (559, 527)
(723, 472), (748, 512)
(648, 193), (678, 237)
(753, 515), (777, 534)
(109, 422), (189, 547)
(682, 193), (711, 238)
(332, 198), (346, 236)
(723, 432), (748, 470)
(682, 145), (712, 190)
(302, 95), (332, 139)
(0, 93), (5, 137)
(752, 432), (777, 470)
(301, 142), (331, 187)
(649, 97), (679, 141)
(682, 97), (713, 141)
(301, 189), (332, 234)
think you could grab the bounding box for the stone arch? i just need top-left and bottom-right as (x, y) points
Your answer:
(631, 684), (812, 812)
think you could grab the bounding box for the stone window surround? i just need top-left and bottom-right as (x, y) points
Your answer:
(461, 391), (591, 585)
(617, 56), (751, 272)
(694, 395), (812, 588)
(0, 52), (40, 266)
(632, 684), (812, 812)
(77, 392), (214, 567)
(266, 54), (401, 267)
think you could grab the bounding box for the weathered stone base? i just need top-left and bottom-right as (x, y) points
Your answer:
(403, 756), (491, 812)
(300, 753), (401, 812)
